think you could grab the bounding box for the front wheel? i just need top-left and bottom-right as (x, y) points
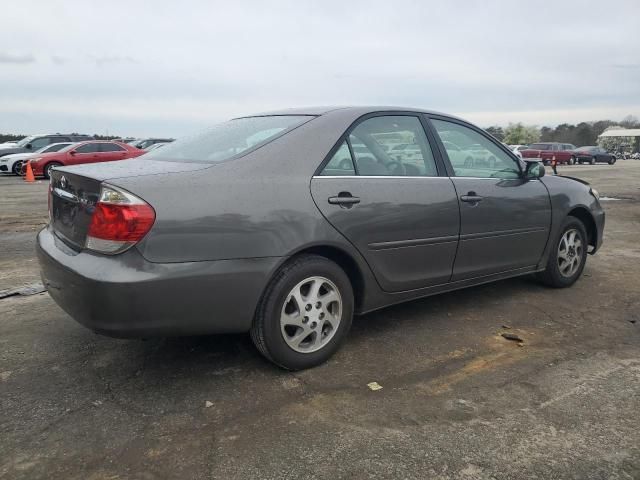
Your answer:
(590, 157), (596, 165)
(250, 255), (354, 370)
(537, 217), (588, 288)
(609, 158), (616, 165)
(568, 156), (575, 165)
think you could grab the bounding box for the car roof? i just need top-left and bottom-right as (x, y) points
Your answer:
(242, 105), (462, 119)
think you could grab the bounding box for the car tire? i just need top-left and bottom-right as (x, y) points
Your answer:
(569, 156), (575, 165)
(43, 162), (62, 179)
(537, 216), (588, 288)
(609, 158), (616, 165)
(590, 158), (596, 165)
(250, 254), (354, 370)
(12, 161), (22, 175)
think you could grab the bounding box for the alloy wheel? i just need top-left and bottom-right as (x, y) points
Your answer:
(557, 228), (583, 277)
(280, 276), (342, 353)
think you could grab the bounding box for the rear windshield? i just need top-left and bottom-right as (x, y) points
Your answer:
(145, 115), (313, 163)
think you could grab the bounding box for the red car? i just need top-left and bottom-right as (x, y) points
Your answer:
(520, 142), (578, 165)
(23, 140), (145, 178)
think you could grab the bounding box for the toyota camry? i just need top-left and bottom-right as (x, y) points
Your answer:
(37, 107), (605, 370)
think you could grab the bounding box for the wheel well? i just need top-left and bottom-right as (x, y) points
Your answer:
(291, 246), (366, 311)
(568, 208), (596, 248)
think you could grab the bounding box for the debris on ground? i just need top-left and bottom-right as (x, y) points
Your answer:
(502, 325), (511, 329)
(501, 332), (524, 343)
(367, 382), (383, 391)
(0, 283), (46, 300)
(205, 401), (214, 408)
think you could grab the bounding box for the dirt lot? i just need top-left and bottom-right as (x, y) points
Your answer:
(1, 163), (639, 480)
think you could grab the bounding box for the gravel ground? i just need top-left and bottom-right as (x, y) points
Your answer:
(0, 162), (639, 479)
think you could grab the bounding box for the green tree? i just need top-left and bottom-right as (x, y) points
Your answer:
(503, 123), (540, 145)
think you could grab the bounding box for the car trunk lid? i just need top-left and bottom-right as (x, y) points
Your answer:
(48, 159), (213, 250)
(49, 170), (102, 250)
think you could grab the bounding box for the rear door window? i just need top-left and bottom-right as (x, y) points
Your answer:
(320, 141), (355, 175)
(99, 143), (126, 152)
(347, 115), (437, 176)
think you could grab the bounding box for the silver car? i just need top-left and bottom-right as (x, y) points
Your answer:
(37, 107), (605, 370)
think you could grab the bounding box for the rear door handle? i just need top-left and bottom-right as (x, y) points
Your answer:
(328, 193), (360, 207)
(460, 193), (483, 203)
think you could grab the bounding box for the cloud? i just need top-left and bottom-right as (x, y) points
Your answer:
(0, 52), (35, 64)
(0, 0), (638, 135)
(89, 55), (138, 67)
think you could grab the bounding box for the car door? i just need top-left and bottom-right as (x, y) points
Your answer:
(428, 116), (552, 281)
(311, 114), (460, 292)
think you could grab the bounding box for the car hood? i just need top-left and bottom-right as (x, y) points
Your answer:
(55, 158), (213, 182)
(0, 152), (32, 161)
(556, 175), (591, 186)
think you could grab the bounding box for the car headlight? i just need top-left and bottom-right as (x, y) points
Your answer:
(590, 187), (600, 200)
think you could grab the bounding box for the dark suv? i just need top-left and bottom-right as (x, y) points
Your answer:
(0, 134), (93, 158)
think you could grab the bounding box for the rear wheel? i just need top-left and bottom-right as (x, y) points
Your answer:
(590, 157), (596, 165)
(609, 157), (616, 165)
(43, 162), (62, 179)
(569, 156), (575, 165)
(250, 254), (354, 370)
(537, 217), (588, 288)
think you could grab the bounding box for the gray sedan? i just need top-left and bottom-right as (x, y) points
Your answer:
(37, 107), (605, 370)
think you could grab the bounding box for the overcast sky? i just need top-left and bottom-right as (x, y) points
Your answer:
(1, 0), (639, 137)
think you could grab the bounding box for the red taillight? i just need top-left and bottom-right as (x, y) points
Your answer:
(86, 184), (155, 254)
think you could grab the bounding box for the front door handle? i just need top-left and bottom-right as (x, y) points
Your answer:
(460, 192), (483, 203)
(328, 192), (360, 208)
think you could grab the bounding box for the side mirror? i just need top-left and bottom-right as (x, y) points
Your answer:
(524, 160), (545, 179)
(69, 150), (76, 156)
(25, 144), (32, 150)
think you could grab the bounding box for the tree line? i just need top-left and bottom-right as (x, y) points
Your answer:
(485, 115), (640, 150)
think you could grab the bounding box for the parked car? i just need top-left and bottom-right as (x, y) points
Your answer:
(508, 144), (528, 159)
(0, 134), (92, 158)
(521, 142), (577, 165)
(24, 140), (145, 178)
(0, 142), (74, 175)
(132, 138), (174, 149)
(37, 107), (604, 370)
(574, 146), (617, 165)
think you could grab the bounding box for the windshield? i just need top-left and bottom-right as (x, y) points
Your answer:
(16, 136), (37, 148)
(145, 115), (313, 163)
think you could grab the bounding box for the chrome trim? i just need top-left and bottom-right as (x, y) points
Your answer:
(314, 175), (535, 181)
(369, 235), (458, 250)
(52, 187), (78, 203)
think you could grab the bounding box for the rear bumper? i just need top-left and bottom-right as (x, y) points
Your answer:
(36, 226), (280, 337)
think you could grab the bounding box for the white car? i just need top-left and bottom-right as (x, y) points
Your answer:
(508, 144), (528, 159)
(0, 142), (73, 175)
